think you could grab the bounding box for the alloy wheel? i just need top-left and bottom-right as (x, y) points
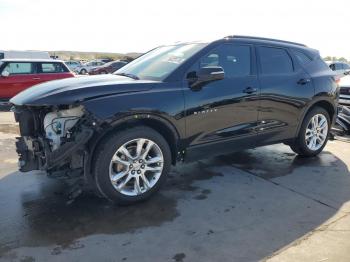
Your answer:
(305, 114), (328, 151)
(109, 138), (164, 196)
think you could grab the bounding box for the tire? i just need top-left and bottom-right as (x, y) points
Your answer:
(80, 69), (87, 75)
(290, 106), (330, 157)
(100, 71), (108, 74)
(92, 126), (171, 204)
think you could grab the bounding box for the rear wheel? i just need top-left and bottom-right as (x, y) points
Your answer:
(290, 107), (330, 157)
(80, 69), (87, 74)
(93, 127), (171, 204)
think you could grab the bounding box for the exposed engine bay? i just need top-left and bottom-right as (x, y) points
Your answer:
(13, 105), (94, 175)
(44, 106), (84, 150)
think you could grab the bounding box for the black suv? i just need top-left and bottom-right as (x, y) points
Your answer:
(11, 36), (338, 204)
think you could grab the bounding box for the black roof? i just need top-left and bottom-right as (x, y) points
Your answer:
(226, 35), (306, 47)
(220, 35), (319, 58)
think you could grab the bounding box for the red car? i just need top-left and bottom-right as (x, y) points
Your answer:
(0, 59), (74, 100)
(89, 60), (128, 75)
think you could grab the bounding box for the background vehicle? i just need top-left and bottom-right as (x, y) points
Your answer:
(326, 61), (350, 76)
(99, 58), (113, 63)
(65, 60), (82, 72)
(11, 36), (338, 204)
(0, 50), (50, 60)
(331, 75), (350, 138)
(332, 106), (350, 137)
(0, 59), (74, 100)
(89, 60), (128, 75)
(339, 75), (350, 106)
(75, 60), (105, 74)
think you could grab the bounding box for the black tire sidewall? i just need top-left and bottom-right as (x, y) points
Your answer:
(93, 127), (171, 204)
(296, 107), (330, 156)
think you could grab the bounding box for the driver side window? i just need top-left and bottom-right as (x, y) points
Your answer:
(199, 44), (251, 78)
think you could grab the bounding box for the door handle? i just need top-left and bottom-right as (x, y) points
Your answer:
(32, 77), (41, 80)
(297, 78), (311, 85)
(243, 87), (257, 94)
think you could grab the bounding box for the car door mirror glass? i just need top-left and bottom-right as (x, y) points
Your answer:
(187, 66), (224, 90)
(1, 70), (10, 77)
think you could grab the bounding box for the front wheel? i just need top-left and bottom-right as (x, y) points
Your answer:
(290, 107), (330, 157)
(93, 127), (171, 204)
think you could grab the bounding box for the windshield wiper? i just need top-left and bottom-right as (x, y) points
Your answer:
(115, 72), (139, 80)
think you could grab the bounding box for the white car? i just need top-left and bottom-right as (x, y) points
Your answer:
(339, 75), (350, 106)
(326, 61), (350, 76)
(75, 60), (105, 74)
(65, 60), (82, 72)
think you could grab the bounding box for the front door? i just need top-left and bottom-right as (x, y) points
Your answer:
(184, 43), (260, 159)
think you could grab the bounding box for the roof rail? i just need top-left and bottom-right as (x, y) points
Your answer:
(225, 35), (306, 47)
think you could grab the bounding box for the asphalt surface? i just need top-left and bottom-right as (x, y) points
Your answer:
(0, 112), (350, 262)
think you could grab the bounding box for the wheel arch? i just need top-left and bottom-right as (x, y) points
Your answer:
(296, 99), (336, 136)
(85, 114), (180, 182)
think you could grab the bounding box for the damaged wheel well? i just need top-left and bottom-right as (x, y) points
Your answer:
(85, 115), (180, 181)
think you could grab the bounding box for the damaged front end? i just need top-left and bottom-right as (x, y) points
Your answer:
(13, 105), (95, 178)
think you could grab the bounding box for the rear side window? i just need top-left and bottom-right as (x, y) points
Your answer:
(39, 63), (67, 73)
(3, 62), (34, 75)
(293, 50), (312, 65)
(258, 47), (293, 74)
(199, 44), (251, 77)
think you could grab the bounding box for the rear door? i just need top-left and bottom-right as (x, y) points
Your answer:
(0, 62), (39, 99)
(36, 62), (73, 83)
(256, 46), (314, 144)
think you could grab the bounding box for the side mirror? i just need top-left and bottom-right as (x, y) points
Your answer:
(1, 70), (10, 77)
(188, 66), (225, 90)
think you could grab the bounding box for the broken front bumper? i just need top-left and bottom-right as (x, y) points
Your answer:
(15, 129), (93, 172)
(13, 106), (94, 173)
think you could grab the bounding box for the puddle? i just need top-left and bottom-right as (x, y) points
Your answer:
(208, 145), (339, 179)
(0, 160), (224, 254)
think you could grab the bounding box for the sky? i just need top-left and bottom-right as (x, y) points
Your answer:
(0, 0), (349, 58)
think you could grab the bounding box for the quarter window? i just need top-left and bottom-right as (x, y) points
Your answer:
(3, 62), (34, 74)
(259, 47), (293, 74)
(199, 44), (251, 77)
(293, 50), (312, 65)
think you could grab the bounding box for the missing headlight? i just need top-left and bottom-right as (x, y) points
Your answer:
(43, 105), (84, 150)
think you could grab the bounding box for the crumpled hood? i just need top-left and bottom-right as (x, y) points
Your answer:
(10, 74), (157, 106)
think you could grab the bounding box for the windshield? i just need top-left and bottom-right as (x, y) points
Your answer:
(114, 43), (207, 80)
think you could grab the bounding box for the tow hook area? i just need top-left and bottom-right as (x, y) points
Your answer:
(16, 128), (94, 172)
(45, 128), (94, 169)
(16, 137), (39, 172)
